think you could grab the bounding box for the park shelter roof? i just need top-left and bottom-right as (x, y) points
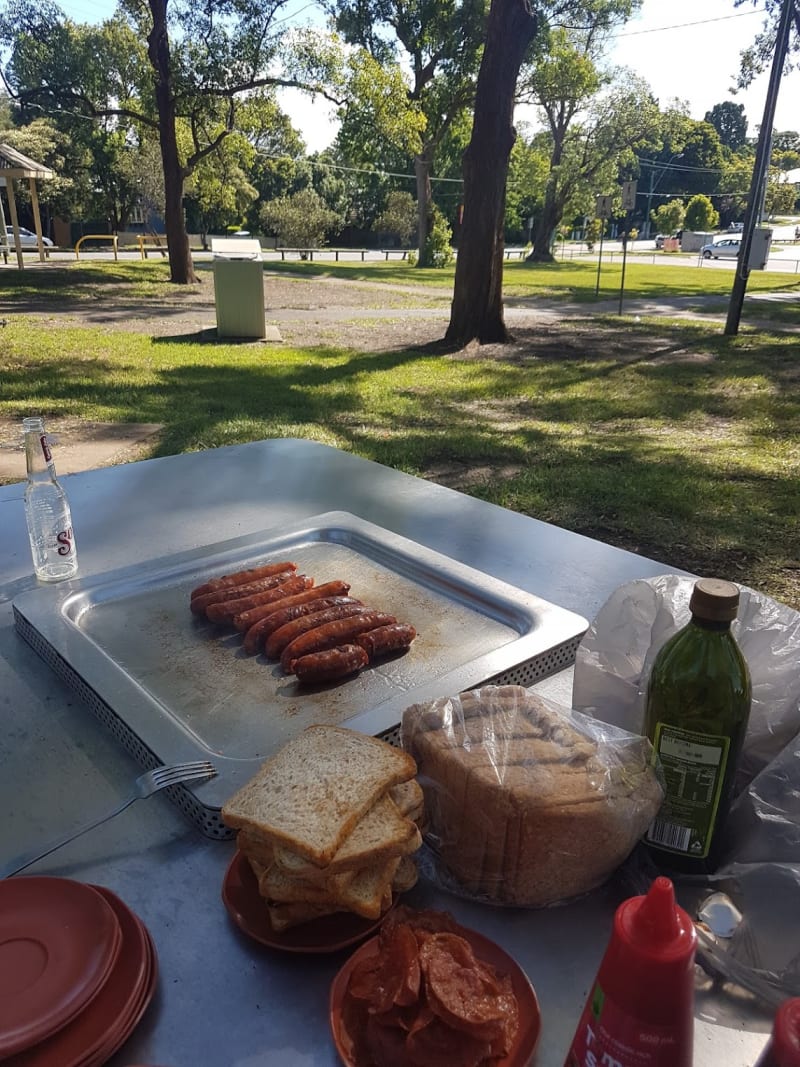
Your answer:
(0, 143), (55, 180)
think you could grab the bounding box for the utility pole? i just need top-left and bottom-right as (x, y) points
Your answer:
(725, 0), (795, 336)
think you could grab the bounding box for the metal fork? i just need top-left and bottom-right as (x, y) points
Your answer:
(1, 761), (216, 879)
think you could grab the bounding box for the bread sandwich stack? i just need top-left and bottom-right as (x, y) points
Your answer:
(402, 685), (664, 908)
(222, 725), (423, 932)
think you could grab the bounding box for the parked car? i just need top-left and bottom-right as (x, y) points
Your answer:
(727, 222), (744, 232)
(4, 225), (54, 247)
(700, 238), (741, 259)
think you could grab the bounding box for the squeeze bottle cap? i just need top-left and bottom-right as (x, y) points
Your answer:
(773, 998), (800, 1065)
(617, 875), (697, 965)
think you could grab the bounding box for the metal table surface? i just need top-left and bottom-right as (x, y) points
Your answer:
(0, 439), (774, 1066)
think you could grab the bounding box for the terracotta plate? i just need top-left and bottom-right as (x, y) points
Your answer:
(7, 884), (152, 1067)
(0, 877), (122, 1058)
(329, 921), (542, 1067)
(80, 914), (159, 1067)
(222, 851), (396, 955)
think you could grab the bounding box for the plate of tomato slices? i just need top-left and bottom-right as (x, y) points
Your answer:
(329, 907), (541, 1067)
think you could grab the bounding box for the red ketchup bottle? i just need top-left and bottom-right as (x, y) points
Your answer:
(754, 999), (800, 1066)
(564, 876), (697, 1067)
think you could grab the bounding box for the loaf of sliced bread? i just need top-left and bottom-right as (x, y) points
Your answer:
(222, 724), (416, 866)
(402, 685), (663, 907)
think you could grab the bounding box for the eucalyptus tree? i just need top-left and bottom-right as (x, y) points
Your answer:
(326, 0), (485, 265)
(704, 101), (748, 152)
(0, 0), (337, 283)
(445, 0), (641, 345)
(517, 2), (637, 262)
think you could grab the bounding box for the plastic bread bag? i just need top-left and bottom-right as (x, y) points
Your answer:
(572, 574), (800, 790)
(400, 684), (664, 908)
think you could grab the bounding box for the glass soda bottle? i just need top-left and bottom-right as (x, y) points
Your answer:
(643, 577), (751, 873)
(23, 416), (78, 582)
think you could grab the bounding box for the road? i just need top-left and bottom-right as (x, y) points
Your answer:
(2, 216), (800, 272)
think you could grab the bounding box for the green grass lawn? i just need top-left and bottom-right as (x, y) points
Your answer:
(254, 256), (800, 304)
(1, 285), (797, 609)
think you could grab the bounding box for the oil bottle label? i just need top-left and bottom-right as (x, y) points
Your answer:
(565, 981), (688, 1066)
(646, 724), (730, 858)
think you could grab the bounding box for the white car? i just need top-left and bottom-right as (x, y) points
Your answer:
(700, 238), (741, 260)
(4, 225), (54, 248)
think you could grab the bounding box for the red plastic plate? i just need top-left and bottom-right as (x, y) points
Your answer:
(330, 920), (541, 1067)
(0, 877), (121, 1058)
(222, 850), (396, 954)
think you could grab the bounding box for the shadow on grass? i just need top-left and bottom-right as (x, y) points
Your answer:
(2, 316), (797, 604)
(154, 328), (263, 345)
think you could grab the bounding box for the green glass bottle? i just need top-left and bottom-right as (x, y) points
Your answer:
(643, 578), (752, 873)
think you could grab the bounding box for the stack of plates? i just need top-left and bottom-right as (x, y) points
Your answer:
(0, 877), (158, 1067)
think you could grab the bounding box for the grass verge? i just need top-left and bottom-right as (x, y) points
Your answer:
(1, 307), (797, 609)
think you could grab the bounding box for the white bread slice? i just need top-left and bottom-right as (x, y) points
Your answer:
(392, 855), (418, 893)
(271, 792), (420, 876)
(389, 779), (423, 816)
(257, 862), (358, 903)
(257, 854), (402, 919)
(238, 831), (275, 868)
(221, 725), (416, 866)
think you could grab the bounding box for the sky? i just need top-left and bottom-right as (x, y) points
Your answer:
(48, 0), (800, 154)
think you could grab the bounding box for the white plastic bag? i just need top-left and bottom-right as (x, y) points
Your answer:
(572, 574), (800, 786)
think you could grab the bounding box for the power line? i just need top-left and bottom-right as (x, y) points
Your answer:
(638, 158), (734, 175)
(256, 150), (464, 185)
(609, 8), (768, 39)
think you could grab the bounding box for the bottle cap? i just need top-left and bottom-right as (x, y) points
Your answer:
(772, 998), (800, 1066)
(689, 578), (740, 622)
(617, 876), (697, 963)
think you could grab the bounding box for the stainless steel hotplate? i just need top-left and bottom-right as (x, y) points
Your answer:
(13, 511), (588, 837)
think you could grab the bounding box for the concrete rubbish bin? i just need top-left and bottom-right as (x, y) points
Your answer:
(211, 237), (266, 339)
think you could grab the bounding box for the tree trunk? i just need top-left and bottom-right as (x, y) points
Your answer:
(528, 142), (564, 263)
(147, 0), (197, 284)
(445, 0), (539, 346)
(528, 193), (561, 262)
(414, 149), (433, 266)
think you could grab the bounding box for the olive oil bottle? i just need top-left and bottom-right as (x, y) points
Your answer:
(644, 578), (751, 873)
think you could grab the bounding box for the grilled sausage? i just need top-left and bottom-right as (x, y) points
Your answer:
(264, 604), (368, 659)
(191, 569), (298, 616)
(293, 645), (369, 685)
(206, 575), (312, 624)
(191, 561), (297, 600)
(281, 611), (396, 673)
(233, 581), (352, 633)
(243, 598), (362, 656)
(356, 623), (417, 660)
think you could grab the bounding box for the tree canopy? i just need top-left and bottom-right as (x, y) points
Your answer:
(327, 0), (484, 265)
(704, 101), (748, 151)
(0, 0), (333, 281)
